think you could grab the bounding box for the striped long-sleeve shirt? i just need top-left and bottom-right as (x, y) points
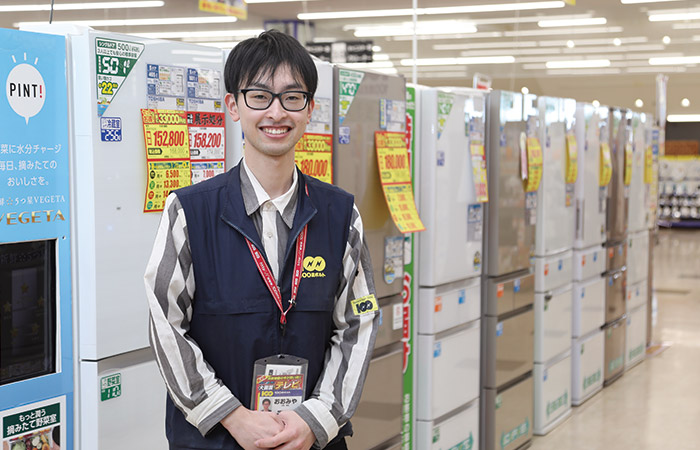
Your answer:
(144, 163), (378, 448)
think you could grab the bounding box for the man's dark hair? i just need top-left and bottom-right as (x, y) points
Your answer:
(262, 398), (271, 405)
(224, 29), (317, 98)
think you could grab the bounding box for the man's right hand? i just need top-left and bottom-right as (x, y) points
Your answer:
(221, 406), (284, 450)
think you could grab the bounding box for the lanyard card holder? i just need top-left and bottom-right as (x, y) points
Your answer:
(252, 354), (308, 413)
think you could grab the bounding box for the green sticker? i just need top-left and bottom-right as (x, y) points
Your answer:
(437, 91), (454, 139)
(338, 69), (364, 125)
(95, 37), (144, 116)
(433, 426), (440, 443)
(101, 373), (122, 401)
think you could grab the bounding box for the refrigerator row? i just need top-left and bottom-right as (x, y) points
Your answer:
(0, 26), (661, 450)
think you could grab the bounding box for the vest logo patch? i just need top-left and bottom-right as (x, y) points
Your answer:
(351, 295), (378, 316)
(303, 256), (326, 278)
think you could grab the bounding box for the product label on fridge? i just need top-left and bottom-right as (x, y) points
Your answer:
(525, 191), (537, 225)
(379, 98), (406, 132)
(1, 396), (65, 449)
(295, 133), (333, 183)
(147, 64), (186, 110)
(384, 236), (404, 284)
(524, 137), (543, 192)
(141, 109), (192, 212)
(470, 143), (489, 202)
(467, 204), (483, 242)
(95, 37), (144, 117)
(100, 116), (122, 142)
(186, 67), (223, 112)
(624, 142), (633, 186)
(307, 97), (332, 134)
(644, 145), (654, 184)
(375, 131), (425, 233)
(338, 69), (364, 125)
(599, 142), (612, 186)
(437, 92), (454, 140)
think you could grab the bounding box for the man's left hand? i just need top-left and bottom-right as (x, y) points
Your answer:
(254, 410), (316, 450)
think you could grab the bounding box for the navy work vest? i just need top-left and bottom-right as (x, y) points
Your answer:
(167, 163), (355, 448)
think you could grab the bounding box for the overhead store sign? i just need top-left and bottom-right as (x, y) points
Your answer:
(199, 0), (247, 20)
(306, 41), (373, 64)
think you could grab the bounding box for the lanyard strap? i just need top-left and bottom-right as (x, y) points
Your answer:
(246, 224), (308, 326)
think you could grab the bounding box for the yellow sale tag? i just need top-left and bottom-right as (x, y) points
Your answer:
(351, 294), (379, 316)
(295, 133), (333, 184)
(525, 137), (543, 192)
(624, 142), (633, 186)
(142, 109), (192, 213)
(376, 131), (425, 233)
(470, 143), (489, 203)
(600, 142), (612, 187)
(644, 146), (653, 184)
(565, 134), (578, 184)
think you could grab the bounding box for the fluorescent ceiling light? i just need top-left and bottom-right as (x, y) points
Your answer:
(461, 48), (560, 57)
(673, 23), (700, 30)
(546, 68), (622, 75)
(298, 1), (565, 20)
(190, 42), (240, 49)
(342, 61), (396, 69)
(626, 66), (686, 73)
(392, 31), (502, 41)
(134, 29), (263, 39)
(503, 26), (623, 37)
(667, 114), (700, 122)
(621, 0), (683, 3)
(649, 12), (700, 21)
(400, 56), (515, 66)
(538, 18), (607, 27)
(372, 54), (391, 61)
(0, 1), (163, 12)
(353, 21), (477, 37)
(434, 41), (537, 50)
(246, 0), (319, 2)
(562, 44), (665, 53)
(344, 13), (593, 30)
(16, 16), (236, 28)
(371, 68), (399, 75)
(372, 45), (382, 52)
(546, 59), (611, 68)
(538, 36), (647, 46)
(521, 55), (626, 64)
(649, 56), (700, 65)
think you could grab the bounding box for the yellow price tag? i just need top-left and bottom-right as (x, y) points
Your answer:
(624, 142), (633, 186)
(565, 134), (578, 184)
(644, 146), (653, 184)
(375, 131), (425, 233)
(600, 142), (612, 187)
(525, 137), (543, 192)
(295, 133), (333, 183)
(470, 143), (489, 203)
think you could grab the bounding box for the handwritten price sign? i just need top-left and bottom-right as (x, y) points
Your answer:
(295, 133), (333, 183)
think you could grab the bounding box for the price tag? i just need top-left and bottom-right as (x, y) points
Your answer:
(565, 134), (578, 184)
(599, 142), (612, 187)
(141, 109), (192, 212)
(624, 142), (633, 186)
(375, 131), (425, 233)
(525, 137), (543, 192)
(644, 145), (653, 184)
(295, 133), (333, 183)
(470, 143), (489, 203)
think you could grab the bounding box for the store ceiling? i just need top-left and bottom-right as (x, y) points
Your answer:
(3, 0), (700, 116)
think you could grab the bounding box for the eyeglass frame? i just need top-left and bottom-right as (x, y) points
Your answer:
(238, 88), (313, 112)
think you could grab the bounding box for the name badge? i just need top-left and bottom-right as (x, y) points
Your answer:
(252, 354), (308, 413)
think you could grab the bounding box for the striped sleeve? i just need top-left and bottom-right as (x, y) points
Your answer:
(144, 193), (241, 436)
(294, 203), (380, 448)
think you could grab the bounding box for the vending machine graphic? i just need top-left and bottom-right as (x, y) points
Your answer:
(0, 28), (73, 450)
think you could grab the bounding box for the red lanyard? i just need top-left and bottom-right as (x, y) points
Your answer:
(246, 224), (308, 329)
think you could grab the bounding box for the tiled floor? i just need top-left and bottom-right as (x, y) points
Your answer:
(530, 229), (700, 450)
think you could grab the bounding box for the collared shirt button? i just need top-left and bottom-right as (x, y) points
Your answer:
(266, 231), (273, 239)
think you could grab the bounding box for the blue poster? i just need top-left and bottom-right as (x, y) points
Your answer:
(0, 28), (73, 449)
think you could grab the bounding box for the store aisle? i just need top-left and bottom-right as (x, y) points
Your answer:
(530, 229), (700, 450)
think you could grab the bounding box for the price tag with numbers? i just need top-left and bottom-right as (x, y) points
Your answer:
(141, 109), (192, 212)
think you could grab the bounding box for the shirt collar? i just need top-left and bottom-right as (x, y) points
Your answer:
(240, 158), (298, 228)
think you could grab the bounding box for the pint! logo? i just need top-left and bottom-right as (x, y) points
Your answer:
(5, 53), (46, 124)
(302, 256), (326, 278)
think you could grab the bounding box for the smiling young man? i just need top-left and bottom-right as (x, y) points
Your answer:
(145, 30), (379, 450)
